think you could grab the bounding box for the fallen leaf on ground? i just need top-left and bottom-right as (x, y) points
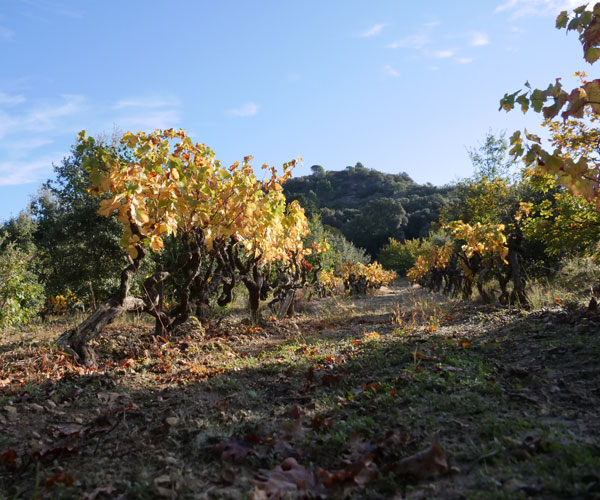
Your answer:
(83, 484), (116, 500)
(0, 448), (17, 470)
(393, 435), (449, 479)
(252, 457), (326, 499)
(45, 471), (75, 489)
(214, 436), (256, 464)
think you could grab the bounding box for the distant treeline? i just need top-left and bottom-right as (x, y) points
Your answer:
(284, 163), (454, 257)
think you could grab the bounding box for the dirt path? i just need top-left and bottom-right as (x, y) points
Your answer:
(1, 285), (599, 499)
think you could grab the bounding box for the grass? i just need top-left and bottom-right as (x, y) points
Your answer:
(1, 283), (600, 498)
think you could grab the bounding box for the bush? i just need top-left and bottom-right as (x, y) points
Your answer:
(0, 241), (44, 328)
(378, 238), (420, 276)
(527, 256), (600, 310)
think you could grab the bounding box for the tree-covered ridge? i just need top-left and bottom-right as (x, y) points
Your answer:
(284, 163), (454, 256)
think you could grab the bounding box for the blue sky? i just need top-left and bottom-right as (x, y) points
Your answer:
(0, 0), (590, 221)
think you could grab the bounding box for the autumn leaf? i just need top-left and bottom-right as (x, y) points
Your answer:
(149, 235), (164, 252)
(83, 484), (117, 500)
(0, 448), (17, 470)
(45, 472), (75, 490)
(251, 457), (327, 499)
(214, 436), (257, 464)
(393, 435), (449, 479)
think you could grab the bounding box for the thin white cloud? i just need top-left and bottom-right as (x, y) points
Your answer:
(495, 0), (584, 17)
(110, 94), (182, 131)
(0, 92), (26, 106)
(0, 94), (84, 139)
(387, 33), (430, 50)
(0, 155), (64, 186)
(457, 57), (474, 64)
(384, 65), (399, 77)
(228, 102), (259, 117)
(24, 94), (85, 133)
(361, 23), (387, 38)
(432, 49), (455, 58)
(3, 138), (53, 159)
(113, 96), (180, 110)
(471, 32), (490, 47)
(0, 91), (184, 186)
(0, 26), (14, 42)
(20, 0), (83, 19)
(116, 109), (181, 131)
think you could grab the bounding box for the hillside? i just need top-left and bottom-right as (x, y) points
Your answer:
(284, 164), (455, 257)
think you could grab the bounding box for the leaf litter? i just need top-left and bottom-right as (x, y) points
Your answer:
(1, 284), (600, 498)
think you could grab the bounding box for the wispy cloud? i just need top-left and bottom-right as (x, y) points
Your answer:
(0, 92), (26, 106)
(387, 33), (430, 50)
(20, 0), (83, 19)
(113, 96), (180, 110)
(495, 0), (583, 17)
(387, 21), (486, 66)
(0, 94), (85, 139)
(0, 90), (185, 186)
(0, 26), (14, 42)
(361, 23), (387, 38)
(228, 102), (260, 117)
(470, 32), (490, 47)
(384, 64), (399, 77)
(124, 111), (179, 130)
(423, 20), (441, 29)
(116, 110), (181, 131)
(0, 155), (65, 186)
(24, 94), (85, 133)
(431, 49), (455, 58)
(111, 94), (182, 131)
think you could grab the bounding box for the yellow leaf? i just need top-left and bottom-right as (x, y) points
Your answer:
(150, 235), (164, 252)
(127, 246), (139, 259)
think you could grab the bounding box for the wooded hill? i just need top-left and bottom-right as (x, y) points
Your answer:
(284, 163), (454, 257)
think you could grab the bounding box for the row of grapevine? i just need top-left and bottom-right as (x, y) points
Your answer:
(58, 129), (379, 363)
(319, 262), (396, 296)
(406, 220), (527, 305)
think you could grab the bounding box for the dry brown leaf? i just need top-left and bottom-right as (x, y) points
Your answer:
(214, 436), (256, 464)
(394, 435), (449, 479)
(0, 448), (18, 470)
(83, 484), (116, 500)
(252, 457), (326, 499)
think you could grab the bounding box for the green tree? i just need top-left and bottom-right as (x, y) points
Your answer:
(378, 237), (419, 276)
(31, 145), (127, 305)
(468, 131), (516, 181)
(343, 198), (408, 257)
(0, 236), (44, 328)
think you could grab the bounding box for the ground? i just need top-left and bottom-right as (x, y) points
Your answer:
(1, 283), (599, 499)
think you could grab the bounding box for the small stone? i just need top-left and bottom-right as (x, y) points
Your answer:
(45, 400), (57, 409)
(165, 417), (179, 426)
(3, 405), (17, 419)
(30, 403), (44, 412)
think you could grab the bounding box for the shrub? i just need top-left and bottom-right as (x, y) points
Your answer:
(378, 238), (420, 276)
(0, 241), (44, 328)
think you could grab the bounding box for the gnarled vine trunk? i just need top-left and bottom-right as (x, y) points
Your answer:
(56, 249), (145, 366)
